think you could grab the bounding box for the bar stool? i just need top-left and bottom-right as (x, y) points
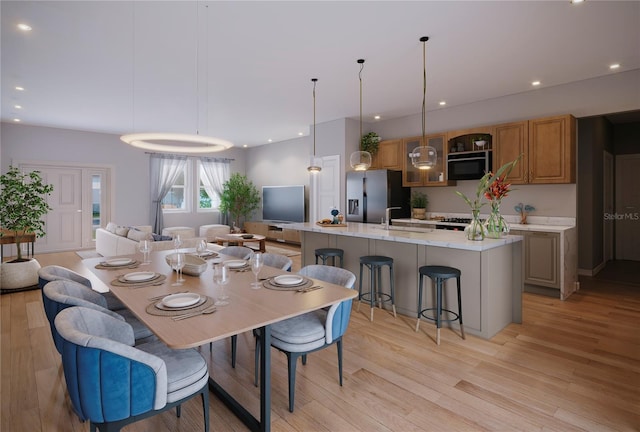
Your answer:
(358, 255), (396, 322)
(416, 265), (465, 345)
(315, 248), (344, 268)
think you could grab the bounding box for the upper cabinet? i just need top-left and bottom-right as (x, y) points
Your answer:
(370, 139), (402, 170)
(494, 114), (576, 184)
(402, 134), (450, 187)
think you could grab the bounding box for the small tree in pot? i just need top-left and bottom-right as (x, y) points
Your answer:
(219, 173), (261, 230)
(0, 166), (53, 262)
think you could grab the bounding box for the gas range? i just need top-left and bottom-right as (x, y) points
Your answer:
(441, 217), (473, 224)
(435, 217), (483, 231)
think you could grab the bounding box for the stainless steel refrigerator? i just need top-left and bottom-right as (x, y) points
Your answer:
(346, 170), (410, 223)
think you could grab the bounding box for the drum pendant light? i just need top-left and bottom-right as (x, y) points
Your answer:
(350, 58), (372, 171)
(411, 36), (437, 170)
(307, 78), (322, 173)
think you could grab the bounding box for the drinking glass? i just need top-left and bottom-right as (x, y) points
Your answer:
(196, 239), (207, 258)
(171, 253), (185, 286)
(173, 234), (183, 252)
(250, 252), (263, 289)
(213, 263), (230, 306)
(138, 239), (152, 265)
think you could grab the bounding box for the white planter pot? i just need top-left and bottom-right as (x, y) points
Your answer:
(1, 259), (41, 289)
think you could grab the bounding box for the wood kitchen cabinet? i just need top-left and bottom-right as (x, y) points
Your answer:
(511, 230), (560, 289)
(494, 115), (575, 184)
(370, 139), (402, 170)
(402, 134), (451, 187)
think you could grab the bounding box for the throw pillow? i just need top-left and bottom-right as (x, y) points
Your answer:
(105, 222), (118, 234)
(127, 228), (150, 242)
(115, 226), (130, 237)
(151, 233), (173, 241)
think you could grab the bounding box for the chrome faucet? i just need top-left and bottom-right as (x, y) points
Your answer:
(385, 207), (402, 230)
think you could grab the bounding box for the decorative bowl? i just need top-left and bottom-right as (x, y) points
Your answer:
(165, 253), (207, 276)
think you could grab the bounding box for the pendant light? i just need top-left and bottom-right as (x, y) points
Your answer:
(307, 78), (322, 173)
(350, 58), (372, 171)
(410, 36), (437, 170)
(121, 3), (233, 153)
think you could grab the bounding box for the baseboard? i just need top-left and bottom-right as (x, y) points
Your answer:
(578, 260), (607, 277)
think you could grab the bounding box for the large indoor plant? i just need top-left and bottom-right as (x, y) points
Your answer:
(0, 166), (53, 290)
(219, 173), (261, 230)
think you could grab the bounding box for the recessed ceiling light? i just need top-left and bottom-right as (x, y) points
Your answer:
(243, 144), (248, 148)
(13, 118), (21, 122)
(439, 101), (446, 106)
(14, 105), (22, 109)
(532, 81), (541, 86)
(570, 0), (584, 4)
(15, 86), (25, 91)
(609, 63), (620, 70)
(17, 23), (32, 31)
(374, 115), (381, 120)
(298, 132), (303, 136)
(267, 139), (272, 143)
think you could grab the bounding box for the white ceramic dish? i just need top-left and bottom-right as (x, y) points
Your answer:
(226, 260), (247, 269)
(210, 258), (223, 264)
(104, 258), (133, 266)
(273, 275), (304, 286)
(123, 271), (156, 282)
(162, 293), (201, 308)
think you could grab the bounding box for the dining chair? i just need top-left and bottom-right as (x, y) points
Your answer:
(219, 246), (253, 260)
(43, 279), (154, 353)
(38, 264), (126, 311)
(55, 306), (209, 432)
(254, 264), (356, 412)
(261, 252), (293, 271)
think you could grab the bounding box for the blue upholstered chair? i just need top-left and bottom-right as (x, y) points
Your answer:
(254, 264), (356, 412)
(43, 279), (154, 353)
(218, 246), (253, 260)
(54, 306), (209, 432)
(261, 252), (293, 271)
(38, 264), (126, 311)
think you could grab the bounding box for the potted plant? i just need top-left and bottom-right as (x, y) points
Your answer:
(410, 191), (428, 219)
(474, 135), (487, 149)
(0, 166), (54, 289)
(219, 173), (261, 230)
(360, 132), (381, 156)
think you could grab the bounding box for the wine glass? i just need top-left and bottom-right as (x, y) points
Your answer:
(213, 263), (230, 306)
(196, 239), (207, 258)
(138, 239), (152, 265)
(173, 234), (183, 252)
(171, 253), (185, 286)
(250, 252), (263, 289)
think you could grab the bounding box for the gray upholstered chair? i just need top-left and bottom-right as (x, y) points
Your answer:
(43, 279), (154, 353)
(261, 252), (293, 271)
(55, 306), (209, 432)
(219, 246), (253, 260)
(38, 264), (125, 311)
(254, 264), (356, 411)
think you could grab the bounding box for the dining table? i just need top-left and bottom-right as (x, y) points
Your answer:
(83, 248), (357, 432)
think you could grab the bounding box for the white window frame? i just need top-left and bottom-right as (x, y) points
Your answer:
(162, 162), (192, 214)
(196, 160), (221, 213)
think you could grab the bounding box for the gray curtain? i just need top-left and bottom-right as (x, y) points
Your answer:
(149, 154), (187, 234)
(200, 157), (231, 226)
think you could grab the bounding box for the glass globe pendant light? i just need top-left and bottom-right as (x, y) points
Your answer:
(350, 58), (372, 171)
(307, 78), (322, 173)
(411, 36), (437, 170)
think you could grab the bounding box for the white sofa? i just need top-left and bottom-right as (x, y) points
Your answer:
(95, 224), (205, 257)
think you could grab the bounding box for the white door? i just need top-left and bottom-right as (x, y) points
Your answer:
(310, 155), (341, 223)
(603, 151), (614, 263)
(615, 154), (640, 261)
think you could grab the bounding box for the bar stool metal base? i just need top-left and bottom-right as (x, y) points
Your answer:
(358, 256), (396, 322)
(314, 248), (344, 268)
(416, 265), (465, 345)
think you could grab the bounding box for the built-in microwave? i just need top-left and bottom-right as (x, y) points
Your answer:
(447, 150), (492, 180)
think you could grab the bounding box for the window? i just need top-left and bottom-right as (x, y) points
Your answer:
(162, 163), (190, 212)
(198, 162), (221, 210)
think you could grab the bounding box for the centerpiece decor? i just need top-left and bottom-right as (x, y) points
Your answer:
(484, 175), (511, 238)
(514, 203), (535, 224)
(455, 156), (520, 241)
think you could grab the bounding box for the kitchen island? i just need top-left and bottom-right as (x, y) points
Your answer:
(285, 222), (523, 339)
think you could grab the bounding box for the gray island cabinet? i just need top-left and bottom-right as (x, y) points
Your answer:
(287, 222), (523, 340)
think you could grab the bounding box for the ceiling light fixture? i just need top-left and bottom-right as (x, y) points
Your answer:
(15, 86), (24, 91)
(120, 3), (232, 154)
(532, 80), (541, 86)
(13, 119), (21, 122)
(14, 105), (22, 109)
(609, 63), (620, 70)
(350, 58), (372, 171)
(439, 101), (446, 106)
(307, 78), (322, 173)
(410, 36), (437, 171)
(374, 115), (381, 120)
(17, 23), (32, 31)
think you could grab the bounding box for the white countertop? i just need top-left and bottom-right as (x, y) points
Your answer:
(286, 222), (522, 252)
(392, 217), (575, 233)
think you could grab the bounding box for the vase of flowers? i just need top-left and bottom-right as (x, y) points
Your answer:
(484, 175), (511, 238)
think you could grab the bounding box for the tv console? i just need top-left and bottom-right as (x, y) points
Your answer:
(243, 222), (301, 245)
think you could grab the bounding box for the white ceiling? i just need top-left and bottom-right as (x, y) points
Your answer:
(2, 1), (639, 148)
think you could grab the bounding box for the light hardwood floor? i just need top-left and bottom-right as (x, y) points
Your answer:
(1, 247), (639, 431)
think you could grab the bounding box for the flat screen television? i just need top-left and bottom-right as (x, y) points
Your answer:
(262, 185), (305, 223)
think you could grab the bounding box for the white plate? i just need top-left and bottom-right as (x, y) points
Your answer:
(273, 275), (304, 286)
(104, 258), (133, 266)
(123, 271), (156, 282)
(226, 260), (247, 269)
(210, 258), (223, 264)
(199, 250), (217, 257)
(162, 293), (201, 308)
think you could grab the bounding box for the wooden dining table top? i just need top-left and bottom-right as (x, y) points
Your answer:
(83, 249), (357, 350)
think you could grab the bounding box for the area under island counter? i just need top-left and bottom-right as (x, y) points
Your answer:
(284, 222), (524, 340)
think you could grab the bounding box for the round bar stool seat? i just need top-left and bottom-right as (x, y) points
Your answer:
(416, 265), (465, 345)
(358, 255), (396, 322)
(314, 248), (344, 268)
